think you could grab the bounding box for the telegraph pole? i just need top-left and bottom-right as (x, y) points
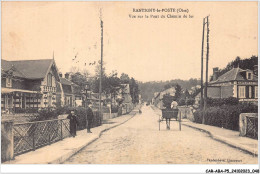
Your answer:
(200, 17), (205, 112)
(99, 10), (103, 120)
(202, 16), (209, 124)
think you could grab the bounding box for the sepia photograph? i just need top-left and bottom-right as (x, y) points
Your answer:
(1, 0), (259, 173)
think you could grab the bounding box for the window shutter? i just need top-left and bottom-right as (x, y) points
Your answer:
(246, 86), (249, 98)
(251, 86), (254, 99)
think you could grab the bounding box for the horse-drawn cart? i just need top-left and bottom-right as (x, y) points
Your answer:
(159, 108), (181, 131)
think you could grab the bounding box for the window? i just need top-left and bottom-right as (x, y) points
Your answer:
(47, 73), (52, 86)
(6, 77), (12, 88)
(249, 86), (252, 98)
(255, 86), (258, 99)
(247, 72), (252, 80)
(238, 86), (246, 98)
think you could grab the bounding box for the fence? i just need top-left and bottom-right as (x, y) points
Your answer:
(13, 118), (70, 156)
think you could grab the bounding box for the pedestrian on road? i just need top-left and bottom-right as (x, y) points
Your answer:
(67, 109), (79, 137)
(86, 102), (94, 133)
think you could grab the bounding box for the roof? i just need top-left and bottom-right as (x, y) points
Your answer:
(154, 92), (161, 99)
(2, 59), (54, 79)
(210, 67), (258, 84)
(60, 77), (74, 86)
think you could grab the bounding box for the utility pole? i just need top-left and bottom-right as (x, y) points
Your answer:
(99, 10), (103, 121)
(202, 16), (209, 124)
(200, 17), (205, 113)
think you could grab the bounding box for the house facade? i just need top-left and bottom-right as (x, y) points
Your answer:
(1, 59), (60, 113)
(195, 66), (258, 104)
(58, 73), (82, 107)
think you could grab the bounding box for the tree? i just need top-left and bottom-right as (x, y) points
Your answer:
(120, 73), (130, 83)
(95, 60), (106, 77)
(129, 77), (139, 104)
(162, 94), (174, 109)
(174, 84), (182, 102)
(70, 72), (88, 90)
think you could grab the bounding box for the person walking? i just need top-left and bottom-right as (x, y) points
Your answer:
(67, 109), (79, 137)
(86, 102), (94, 133)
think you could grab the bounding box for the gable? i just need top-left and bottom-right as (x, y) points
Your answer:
(41, 64), (60, 86)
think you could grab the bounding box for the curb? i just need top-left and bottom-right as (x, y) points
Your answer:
(51, 111), (138, 164)
(182, 123), (258, 157)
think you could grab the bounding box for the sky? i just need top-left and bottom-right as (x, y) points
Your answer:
(2, 1), (258, 82)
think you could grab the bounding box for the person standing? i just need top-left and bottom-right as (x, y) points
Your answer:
(86, 103), (94, 133)
(67, 109), (79, 137)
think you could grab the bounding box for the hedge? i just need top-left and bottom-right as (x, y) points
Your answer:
(193, 103), (258, 131)
(207, 97), (239, 107)
(30, 106), (102, 130)
(73, 107), (102, 130)
(111, 105), (119, 113)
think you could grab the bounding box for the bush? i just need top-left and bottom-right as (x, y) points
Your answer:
(193, 103), (257, 131)
(118, 106), (122, 116)
(111, 105), (119, 113)
(14, 107), (38, 113)
(28, 106), (103, 130)
(73, 107), (102, 130)
(73, 107), (87, 130)
(207, 97), (239, 107)
(33, 107), (59, 121)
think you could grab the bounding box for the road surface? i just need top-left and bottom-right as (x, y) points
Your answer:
(65, 105), (258, 164)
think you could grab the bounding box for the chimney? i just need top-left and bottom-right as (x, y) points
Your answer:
(59, 73), (62, 78)
(65, 73), (70, 79)
(253, 65), (258, 76)
(213, 67), (219, 81)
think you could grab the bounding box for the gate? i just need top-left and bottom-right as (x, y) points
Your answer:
(246, 116), (258, 139)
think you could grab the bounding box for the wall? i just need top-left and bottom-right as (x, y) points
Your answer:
(207, 87), (221, 98)
(221, 85), (233, 98)
(24, 79), (41, 91)
(1, 120), (14, 162)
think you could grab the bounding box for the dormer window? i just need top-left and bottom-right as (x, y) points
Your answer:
(247, 72), (253, 80)
(6, 77), (12, 88)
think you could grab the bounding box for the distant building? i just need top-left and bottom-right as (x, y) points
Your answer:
(58, 73), (82, 107)
(195, 66), (258, 104)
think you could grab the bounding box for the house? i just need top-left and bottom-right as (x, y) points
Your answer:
(195, 66), (258, 104)
(58, 73), (82, 107)
(1, 59), (60, 113)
